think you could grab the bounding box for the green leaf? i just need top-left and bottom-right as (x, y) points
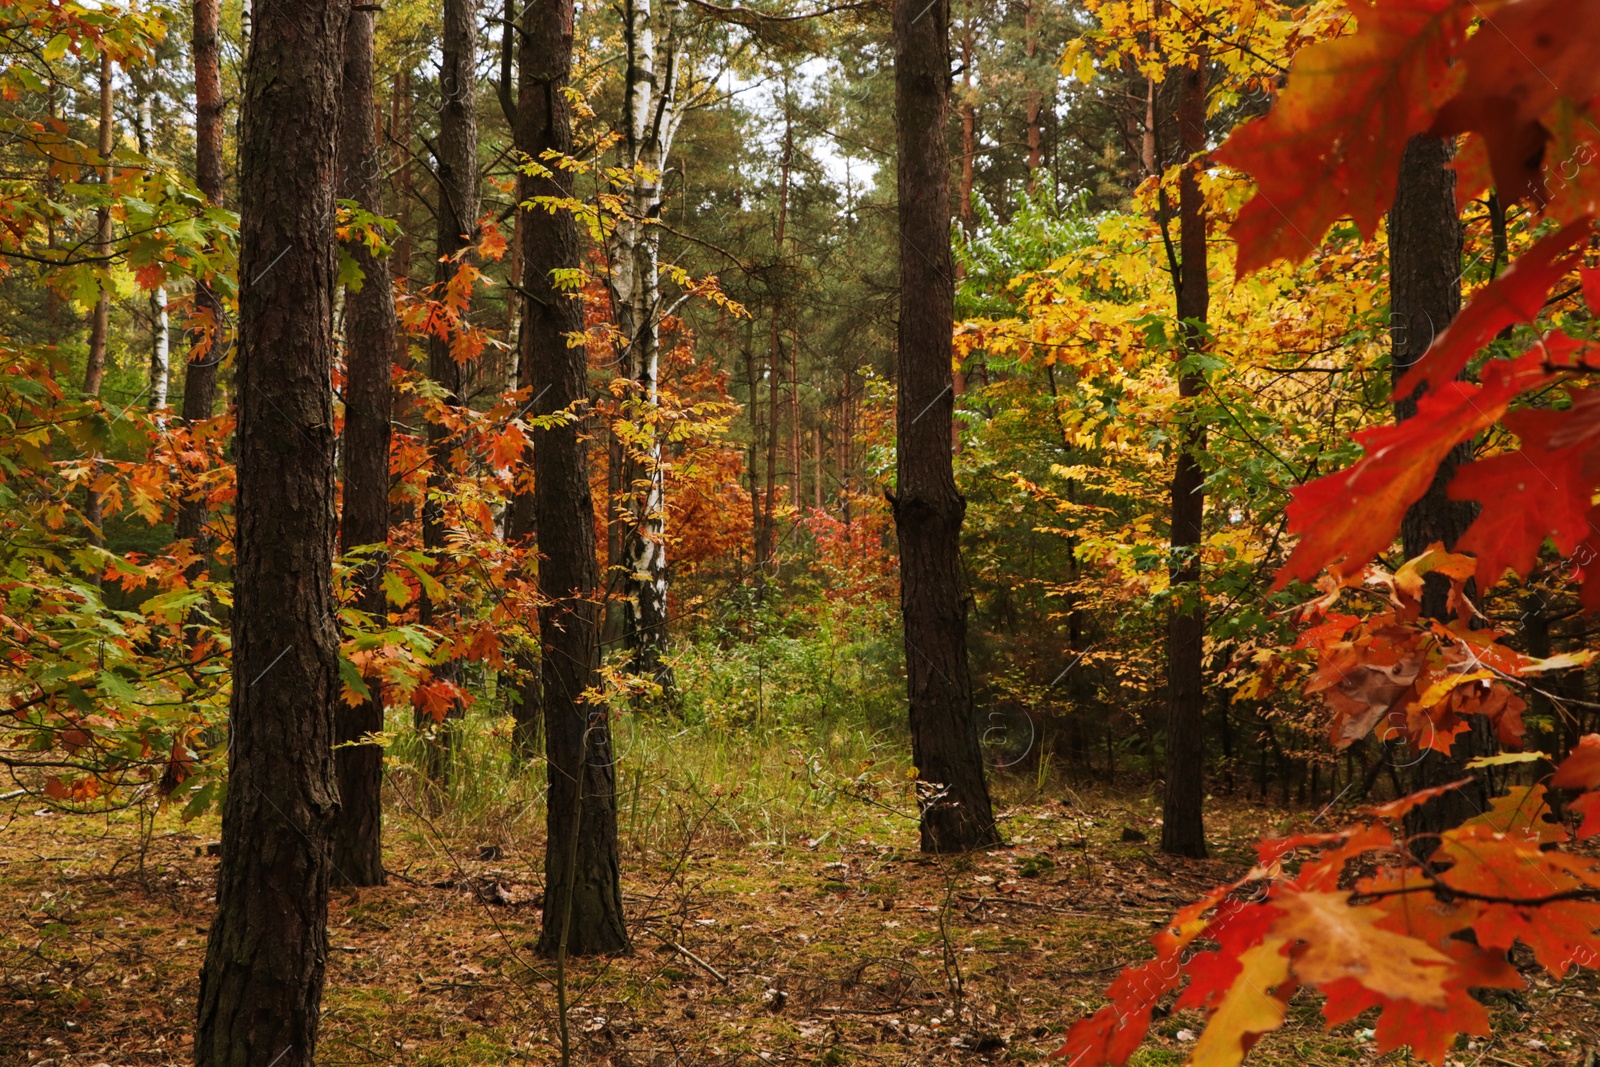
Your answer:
(339, 656), (373, 701)
(381, 569), (413, 607)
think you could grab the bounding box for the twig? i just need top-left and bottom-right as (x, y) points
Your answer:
(653, 931), (729, 983)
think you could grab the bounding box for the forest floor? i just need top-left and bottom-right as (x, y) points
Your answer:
(2, 784), (1597, 1067)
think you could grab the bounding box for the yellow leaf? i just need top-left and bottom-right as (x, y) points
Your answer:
(1411, 669), (1493, 711)
(1191, 937), (1292, 1067)
(1465, 784), (1565, 844)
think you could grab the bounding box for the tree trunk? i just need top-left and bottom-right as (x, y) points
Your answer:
(418, 0), (480, 774)
(331, 0), (396, 889)
(958, 24), (976, 230)
(1160, 60), (1210, 859)
(83, 52), (113, 549)
(193, 0), (346, 1061)
(150, 287), (170, 411)
(612, 0), (679, 693)
(1023, 0), (1043, 185)
(891, 0), (1000, 854)
(515, 0), (630, 957)
(177, 0), (226, 556)
(1389, 135), (1489, 840)
(390, 67), (416, 287)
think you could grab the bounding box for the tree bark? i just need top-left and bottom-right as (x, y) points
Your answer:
(331, 0), (396, 889)
(958, 24), (976, 230)
(514, 0), (631, 956)
(83, 52), (113, 549)
(1023, 0), (1043, 186)
(612, 0), (680, 692)
(418, 0), (480, 775)
(891, 0), (1001, 854)
(1388, 135), (1489, 839)
(177, 0), (226, 556)
(1161, 59), (1209, 859)
(193, 0), (346, 1061)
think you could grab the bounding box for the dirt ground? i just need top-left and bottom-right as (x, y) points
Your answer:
(2, 791), (1597, 1067)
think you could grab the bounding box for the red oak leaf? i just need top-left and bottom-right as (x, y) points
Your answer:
(1275, 352), (1551, 589)
(1392, 220), (1587, 401)
(1215, 0), (1482, 275)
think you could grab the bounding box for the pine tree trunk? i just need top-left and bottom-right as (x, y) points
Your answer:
(958, 25), (976, 230)
(891, 0), (1000, 855)
(193, 0), (346, 1060)
(177, 0), (226, 556)
(418, 0), (479, 774)
(515, 0), (631, 956)
(1161, 59), (1209, 859)
(1023, 0), (1043, 185)
(1389, 135), (1489, 839)
(177, 0), (227, 563)
(331, 1), (396, 889)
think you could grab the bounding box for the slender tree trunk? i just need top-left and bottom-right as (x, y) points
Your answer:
(1024, 0), (1043, 186)
(1160, 58), (1208, 859)
(758, 123), (792, 579)
(515, 0), (630, 956)
(150, 288), (170, 411)
(1389, 135), (1489, 840)
(390, 67), (415, 287)
(892, 0), (1000, 854)
(613, 0), (678, 692)
(958, 25), (976, 230)
(177, 0), (226, 556)
(83, 53), (113, 548)
(132, 96), (170, 415)
(746, 336), (771, 575)
(417, 0), (480, 775)
(814, 424), (824, 509)
(193, 0), (345, 1061)
(331, 0), (396, 889)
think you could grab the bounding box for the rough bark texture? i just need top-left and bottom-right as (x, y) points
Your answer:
(1388, 135), (1489, 839)
(332, 1), (396, 889)
(1161, 60), (1209, 860)
(418, 0), (480, 773)
(891, 0), (1000, 855)
(192, 0), (346, 1061)
(177, 0), (226, 554)
(514, 0), (630, 957)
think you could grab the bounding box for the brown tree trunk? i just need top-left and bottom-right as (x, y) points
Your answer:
(417, 0), (480, 775)
(958, 25), (976, 230)
(177, 0), (226, 555)
(1161, 58), (1208, 859)
(1024, 0), (1043, 186)
(891, 0), (1000, 854)
(332, 0), (396, 889)
(390, 67), (415, 288)
(83, 53), (113, 549)
(513, 0), (630, 957)
(1389, 135), (1489, 839)
(193, 0), (346, 1061)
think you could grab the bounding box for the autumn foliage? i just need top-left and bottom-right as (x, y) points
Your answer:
(1058, 2), (1600, 1064)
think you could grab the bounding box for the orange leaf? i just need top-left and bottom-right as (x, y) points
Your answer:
(1273, 889), (1453, 1006)
(1552, 733), (1600, 790)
